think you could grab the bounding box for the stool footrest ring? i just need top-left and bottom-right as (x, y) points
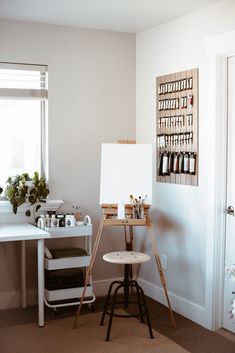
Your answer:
(103, 311), (147, 319)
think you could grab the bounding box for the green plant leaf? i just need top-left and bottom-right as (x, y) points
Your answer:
(30, 187), (37, 195)
(6, 187), (15, 200)
(25, 210), (31, 217)
(5, 171), (49, 217)
(28, 195), (36, 204)
(35, 204), (41, 212)
(22, 173), (29, 180)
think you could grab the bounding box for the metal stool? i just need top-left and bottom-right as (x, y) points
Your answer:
(100, 251), (154, 341)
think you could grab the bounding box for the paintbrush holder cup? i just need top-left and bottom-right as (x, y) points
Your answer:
(132, 205), (144, 219)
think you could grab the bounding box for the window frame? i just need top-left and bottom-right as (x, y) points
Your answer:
(0, 62), (48, 199)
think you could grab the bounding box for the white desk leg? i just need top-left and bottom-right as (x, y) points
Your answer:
(37, 239), (45, 327)
(21, 240), (27, 308)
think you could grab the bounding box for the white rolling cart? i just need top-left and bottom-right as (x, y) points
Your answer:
(44, 223), (95, 310)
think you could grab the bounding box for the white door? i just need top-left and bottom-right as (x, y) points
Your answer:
(223, 56), (235, 334)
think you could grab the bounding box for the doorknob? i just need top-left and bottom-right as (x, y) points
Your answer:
(225, 205), (234, 215)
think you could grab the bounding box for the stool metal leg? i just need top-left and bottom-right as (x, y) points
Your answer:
(138, 285), (154, 339)
(100, 280), (121, 326)
(106, 284), (122, 341)
(123, 264), (130, 308)
(133, 281), (144, 323)
(100, 260), (154, 341)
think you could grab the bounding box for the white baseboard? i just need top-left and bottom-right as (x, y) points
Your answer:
(0, 288), (37, 310)
(85, 277), (212, 330)
(0, 278), (118, 310)
(93, 277), (122, 297)
(138, 278), (212, 330)
(0, 277), (212, 330)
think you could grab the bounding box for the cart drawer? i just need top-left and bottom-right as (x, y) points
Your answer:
(45, 286), (93, 301)
(47, 225), (92, 238)
(45, 256), (91, 270)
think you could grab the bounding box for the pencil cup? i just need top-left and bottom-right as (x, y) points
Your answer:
(132, 205), (144, 219)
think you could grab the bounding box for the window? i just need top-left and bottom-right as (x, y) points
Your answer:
(0, 63), (48, 189)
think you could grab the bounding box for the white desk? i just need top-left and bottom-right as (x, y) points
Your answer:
(0, 224), (50, 327)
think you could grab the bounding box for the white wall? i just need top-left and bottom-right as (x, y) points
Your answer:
(136, 0), (235, 329)
(0, 19), (135, 308)
(1, 0), (235, 329)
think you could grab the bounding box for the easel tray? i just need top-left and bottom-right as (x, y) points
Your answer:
(104, 218), (147, 226)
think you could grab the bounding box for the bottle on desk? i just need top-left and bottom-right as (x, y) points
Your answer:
(51, 214), (59, 228)
(70, 215), (76, 227)
(37, 215), (45, 230)
(65, 215), (71, 227)
(45, 214), (51, 228)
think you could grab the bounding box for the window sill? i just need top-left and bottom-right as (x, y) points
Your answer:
(0, 200), (63, 214)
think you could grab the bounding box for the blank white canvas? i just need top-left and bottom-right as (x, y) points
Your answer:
(100, 143), (152, 205)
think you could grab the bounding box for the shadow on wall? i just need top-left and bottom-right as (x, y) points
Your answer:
(134, 207), (184, 258)
(135, 208), (183, 278)
(136, 208), (205, 305)
(152, 208), (183, 235)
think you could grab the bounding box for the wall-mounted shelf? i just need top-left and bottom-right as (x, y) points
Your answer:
(156, 68), (199, 186)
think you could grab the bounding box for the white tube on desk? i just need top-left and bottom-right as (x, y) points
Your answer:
(21, 240), (27, 308)
(37, 239), (45, 327)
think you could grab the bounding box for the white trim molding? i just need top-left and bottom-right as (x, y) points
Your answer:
(0, 289), (38, 310)
(93, 277), (123, 297)
(138, 278), (210, 328)
(84, 276), (210, 328)
(0, 277), (120, 309)
(205, 29), (235, 331)
(0, 275), (209, 325)
(0, 199), (63, 214)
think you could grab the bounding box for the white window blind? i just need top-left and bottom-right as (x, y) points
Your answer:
(0, 63), (48, 100)
(0, 63), (48, 189)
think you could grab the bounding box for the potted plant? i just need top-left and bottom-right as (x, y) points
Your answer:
(5, 171), (49, 220)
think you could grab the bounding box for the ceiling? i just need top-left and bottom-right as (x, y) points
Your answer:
(0, 0), (220, 33)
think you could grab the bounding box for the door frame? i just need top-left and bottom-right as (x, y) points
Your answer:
(205, 30), (235, 330)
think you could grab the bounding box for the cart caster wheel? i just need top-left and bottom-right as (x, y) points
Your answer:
(53, 308), (59, 315)
(88, 304), (95, 312)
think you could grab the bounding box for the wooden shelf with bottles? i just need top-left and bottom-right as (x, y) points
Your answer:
(156, 68), (198, 186)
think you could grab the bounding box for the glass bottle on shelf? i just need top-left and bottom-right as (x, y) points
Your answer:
(189, 153), (196, 175)
(183, 152), (189, 174)
(158, 152), (163, 176)
(162, 152), (169, 175)
(178, 152), (184, 173)
(173, 153), (179, 174)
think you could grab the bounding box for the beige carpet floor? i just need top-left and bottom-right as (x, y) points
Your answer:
(0, 310), (190, 353)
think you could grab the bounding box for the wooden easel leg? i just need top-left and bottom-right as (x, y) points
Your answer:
(148, 219), (176, 328)
(74, 215), (106, 328)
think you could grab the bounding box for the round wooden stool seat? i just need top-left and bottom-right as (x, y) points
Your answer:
(103, 251), (150, 265)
